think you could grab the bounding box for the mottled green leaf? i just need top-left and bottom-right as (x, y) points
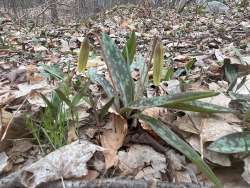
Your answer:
(77, 38), (90, 72)
(236, 76), (247, 92)
(153, 40), (164, 86)
(101, 33), (134, 106)
(122, 31), (136, 64)
(40, 64), (64, 80)
(224, 62), (238, 91)
(233, 47), (247, 65)
(165, 101), (234, 113)
(129, 91), (219, 109)
(88, 68), (114, 98)
(134, 54), (148, 99)
(208, 132), (250, 154)
(138, 114), (223, 188)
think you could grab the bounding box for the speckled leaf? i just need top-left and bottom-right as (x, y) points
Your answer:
(164, 101), (234, 113)
(208, 132), (250, 154)
(129, 91), (219, 109)
(139, 114), (223, 188)
(77, 38), (90, 72)
(101, 33), (134, 106)
(122, 31), (136, 64)
(134, 54), (148, 99)
(153, 40), (164, 86)
(88, 68), (114, 98)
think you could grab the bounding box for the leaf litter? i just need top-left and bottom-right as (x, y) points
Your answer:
(0, 1), (250, 187)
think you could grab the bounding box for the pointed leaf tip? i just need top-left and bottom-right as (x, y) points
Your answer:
(77, 38), (90, 73)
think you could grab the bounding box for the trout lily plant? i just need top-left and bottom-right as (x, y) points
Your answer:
(87, 32), (233, 188)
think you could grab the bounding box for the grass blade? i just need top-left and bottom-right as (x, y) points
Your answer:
(153, 40), (164, 86)
(165, 67), (174, 81)
(55, 89), (72, 108)
(164, 101), (234, 113)
(134, 54), (148, 99)
(101, 33), (135, 106)
(139, 114), (223, 188)
(122, 31), (136, 64)
(71, 87), (88, 107)
(40, 93), (55, 112)
(208, 132), (250, 154)
(129, 91), (219, 109)
(77, 38), (90, 72)
(99, 97), (115, 120)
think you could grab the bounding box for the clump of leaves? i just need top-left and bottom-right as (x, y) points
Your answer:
(88, 32), (234, 188)
(28, 69), (90, 150)
(27, 91), (68, 150)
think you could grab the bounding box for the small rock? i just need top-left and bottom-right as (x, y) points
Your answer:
(206, 1), (229, 14)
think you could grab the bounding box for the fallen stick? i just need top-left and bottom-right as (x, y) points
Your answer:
(0, 172), (210, 188)
(38, 179), (210, 188)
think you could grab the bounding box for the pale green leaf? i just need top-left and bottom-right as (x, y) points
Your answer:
(77, 38), (90, 72)
(153, 40), (164, 86)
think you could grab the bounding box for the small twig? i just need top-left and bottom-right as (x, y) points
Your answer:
(1, 96), (28, 141)
(35, 1), (69, 22)
(60, 176), (66, 188)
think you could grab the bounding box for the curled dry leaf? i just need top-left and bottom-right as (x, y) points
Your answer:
(118, 144), (166, 180)
(242, 156), (250, 184)
(20, 140), (103, 188)
(0, 152), (11, 174)
(0, 109), (12, 138)
(100, 113), (127, 169)
(187, 136), (231, 167)
(175, 93), (242, 142)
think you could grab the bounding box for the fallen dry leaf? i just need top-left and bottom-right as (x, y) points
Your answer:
(20, 140), (103, 188)
(0, 152), (11, 174)
(0, 109), (12, 138)
(118, 144), (166, 180)
(11, 140), (33, 153)
(187, 136), (231, 167)
(67, 127), (78, 143)
(242, 156), (250, 184)
(100, 113), (127, 169)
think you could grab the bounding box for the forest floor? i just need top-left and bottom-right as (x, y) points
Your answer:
(0, 1), (250, 188)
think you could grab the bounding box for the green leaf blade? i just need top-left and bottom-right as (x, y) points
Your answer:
(122, 31), (136, 64)
(139, 114), (223, 188)
(77, 38), (90, 73)
(165, 101), (234, 113)
(129, 91), (219, 110)
(101, 33), (135, 106)
(55, 89), (72, 108)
